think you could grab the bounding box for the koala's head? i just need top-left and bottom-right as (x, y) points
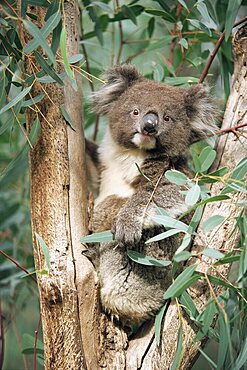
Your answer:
(91, 64), (218, 157)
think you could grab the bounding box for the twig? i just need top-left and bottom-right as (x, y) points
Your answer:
(33, 303), (43, 370)
(0, 303), (4, 370)
(217, 122), (247, 135)
(116, 0), (124, 64)
(199, 16), (247, 83)
(0, 249), (37, 283)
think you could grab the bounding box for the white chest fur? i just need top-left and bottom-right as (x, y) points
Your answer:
(95, 129), (145, 205)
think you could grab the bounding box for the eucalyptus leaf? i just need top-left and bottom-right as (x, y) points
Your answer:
(203, 215), (225, 232)
(81, 230), (113, 243)
(60, 27), (77, 90)
(165, 170), (188, 186)
(146, 228), (182, 244)
(155, 301), (169, 345)
(173, 251), (192, 262)
(34, 51), (64, 85)
(202, 248), (225, 259)
(60, 105), (76, 131)
(164, 264), (198, 299)
(35, 232), (51, 270)
(199, 146), (216, 172)
(178, 38), (188, 49)
(23, 20), (56, 66)
(0, 85), (32, 115)
(225, 0), (242, 41)
(185, 184), (201, 206)
(127, 251), (171, 267)
(151, 215), (189, 232)
(171, 327), (183, 370)
(22, 93), (45, 107)
(24, 10), (61, 54)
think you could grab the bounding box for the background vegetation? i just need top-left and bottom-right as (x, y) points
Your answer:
(0, 0), (246, 369)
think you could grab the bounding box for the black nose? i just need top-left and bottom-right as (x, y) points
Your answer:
(142, 113), (158, 134)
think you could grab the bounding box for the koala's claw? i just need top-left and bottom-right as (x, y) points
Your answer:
(112, 219), (142, 247)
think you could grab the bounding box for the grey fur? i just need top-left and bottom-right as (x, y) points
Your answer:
(87, 64), (218, 324)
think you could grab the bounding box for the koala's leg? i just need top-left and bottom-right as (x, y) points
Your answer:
(97, 242), (167, 323)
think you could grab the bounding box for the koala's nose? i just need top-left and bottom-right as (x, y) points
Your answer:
(142, 112), (159, 134)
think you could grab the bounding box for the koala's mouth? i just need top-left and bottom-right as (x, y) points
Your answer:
(132, 132), (156, 150)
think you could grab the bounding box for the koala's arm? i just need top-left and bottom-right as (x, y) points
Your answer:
(113, 176), (188, 245)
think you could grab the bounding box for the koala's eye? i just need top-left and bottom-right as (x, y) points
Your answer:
(164, 115), (170, 122)
(133, 109), (139, 116)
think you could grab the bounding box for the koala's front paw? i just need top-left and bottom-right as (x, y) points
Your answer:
(112, 215), (143, 247)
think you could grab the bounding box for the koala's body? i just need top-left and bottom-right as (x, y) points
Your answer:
(88, 65), (217, 324)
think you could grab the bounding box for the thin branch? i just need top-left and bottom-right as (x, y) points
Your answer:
(199, 16), (247, 83)
(0, 249), (37, 283)
(33, 304), (43, 370)
(116, 0), (124, 64)
(217, 122), (247, 135)
(0, 303), (4, 370)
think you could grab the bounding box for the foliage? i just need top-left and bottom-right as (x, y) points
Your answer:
(0, 0), (246, 369)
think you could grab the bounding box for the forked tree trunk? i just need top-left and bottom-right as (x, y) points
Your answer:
(25, 0), (247, 366)
(23, 2), (99, 369)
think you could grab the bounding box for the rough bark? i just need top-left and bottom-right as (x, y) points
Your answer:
(99, 25), (247, 369)
(24, 2), (99, 369)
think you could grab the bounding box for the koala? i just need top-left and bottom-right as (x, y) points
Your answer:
(86, 64), (217, 324)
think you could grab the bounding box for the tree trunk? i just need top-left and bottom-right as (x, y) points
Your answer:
(99, 25), (247, 369)
(24, 2), (99, 369)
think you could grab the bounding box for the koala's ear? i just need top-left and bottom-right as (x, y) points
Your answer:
(184, 84), (218, 143)
(91, 64), (143, 114)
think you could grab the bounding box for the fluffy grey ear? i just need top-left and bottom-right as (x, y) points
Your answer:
(91, 64), (143, 114)
(184, 84), (218, 143)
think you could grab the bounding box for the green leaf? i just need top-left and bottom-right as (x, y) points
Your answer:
(60, 105), (76, 131)
(127, 251), (171, 267)
(175, 234), (191, 254)
(225, 0), (242, 41)
(147, 17), (155, 38)
(188, 205), (203, 234)
(22, 93), (45, 107)
(171, 327), (183, 370)
(164, 264), (199, 299)
(0, 85), (32, 114)
(34, 51), (64, 85)
(199, 146), (216, 172)
(216, 314), (228, 369)
(233, 336), (247, 370)
(145, 9), (175, 23)
(24, 10), (61, 54)
(196, 301), (217, 340)
(199, 167), (228, 184)
(178, 0), (188, 11)
(155, 301), (169, 345)
(23, 20), (56, 66)
(153, 63), (164, 82)
(0, 117), (40, 188)
(35, 232), (51, 270)
(37, 72), (67, 84)
(215, 254), (240, 266)
(147, 35), (174, 52)
(185, 184), (201, 206)
(146, 229), (182, 244)
(151, 215), (189, 232)
(196, 1), (213, 25)
(178, 38), (188, 49)
(202, 215), (225, 232)
(180, 291), (199, 319)
(164, 76), (199, 86)
(80, 230), (113, 243)
(165, 170), (188, 186)
(89, 1), (113, 14)
(122, 5), (137, 25)
(202, 248), (225, 259)
(173, 251), (192, 262)
(68, 54), (84, 64)
(60, 27), (77, 90)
